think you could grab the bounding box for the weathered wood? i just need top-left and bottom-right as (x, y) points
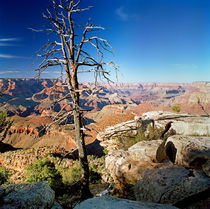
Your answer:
(32, 0), (118, 199)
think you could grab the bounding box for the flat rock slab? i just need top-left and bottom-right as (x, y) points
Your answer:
(74, 195), (178, 209)
(0, 182), (56, 209)
(134, 165), (210, 205)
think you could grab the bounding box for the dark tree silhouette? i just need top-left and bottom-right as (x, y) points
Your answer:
(31, 0), (118, 199)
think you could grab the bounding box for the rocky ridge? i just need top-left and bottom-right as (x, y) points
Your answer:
(98, 111), (210, 208)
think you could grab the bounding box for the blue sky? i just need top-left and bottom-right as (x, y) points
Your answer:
(0, 0), (209, 82)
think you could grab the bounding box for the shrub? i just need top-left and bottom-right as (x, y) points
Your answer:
(172, 104), (181, 113)
(146, 125), (164, 140)
(0, 111), (7, 132)
(117, 125), (176, 150)
(89, 163), (102, 184)
(103, 148), (109, 155)
(60, 156), (104, 185)
(26, 159), (63, 192)
(60, 162), (81, 185)
(117, 130), (147, 150)
(0, 167), (9, 185)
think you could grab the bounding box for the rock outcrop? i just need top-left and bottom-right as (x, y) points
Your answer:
(0, 182), (62, 209)
(143, 111), (210, 136)
(74, 195), (178, 209)
(105, 139), (168, 185)
(100, 111), (210, 207)
(98, 111), (210, 153)
(128, 139), (166, 162)
(134, 165), (210, 206)
(105, 149), (157, 185)
(97, 119), (143, 152)
(165, 135), (210, 167)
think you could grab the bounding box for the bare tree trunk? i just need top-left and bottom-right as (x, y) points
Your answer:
(33, 0), (118, 199)
(70, 74), (92, 199)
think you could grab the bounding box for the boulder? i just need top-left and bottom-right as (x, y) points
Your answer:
(74, 195), (178, 209)
(128, 139), (166, 163)
(134, 165), (210, 205)
(165, 135), (210, 167)
(105, 150), (157, 185)
(0, 182), (59, 209)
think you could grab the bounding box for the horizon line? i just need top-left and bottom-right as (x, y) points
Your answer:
(0, 77), (209, 84)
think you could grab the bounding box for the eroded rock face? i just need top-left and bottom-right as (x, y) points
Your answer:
(74, 195), (178, 209)
(0, 182), (60, 209)
(134, 165), (210, 205)
(105, 150), (157, 185)
(165, 135), (210, 167)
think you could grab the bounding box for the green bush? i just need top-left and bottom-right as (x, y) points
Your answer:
(26, 159), (63, 192)
(103, 148), (109, 155)
(89, 164), (102, 184)
(117, 125), (175, 150)
(0, 111), (7, 132)
(0, 167), (9, 185)
(60, 157), (104, 185)
(60, 162), (81, 185)
(117, 130), (147, 150)
(146, 125), (164, 140)
(172, 104), (181, 113)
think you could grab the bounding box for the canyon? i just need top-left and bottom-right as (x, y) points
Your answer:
(0, 79), (209, 117)
(0, 79), (209, 208)
(0, 78), (209, 151)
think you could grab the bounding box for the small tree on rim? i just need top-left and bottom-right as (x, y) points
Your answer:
(31, 0), (118, 199)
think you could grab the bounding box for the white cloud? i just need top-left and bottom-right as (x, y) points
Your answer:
(0, 38), (20, 42)
(115, 6), (140, 21)
(116, 6), (129, 21)
(0, 70), (20, 74)
(0, 38), (20, 46)
(0, 54), (22, 59)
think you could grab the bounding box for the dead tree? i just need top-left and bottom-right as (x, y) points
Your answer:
(31, 0), (117, 199)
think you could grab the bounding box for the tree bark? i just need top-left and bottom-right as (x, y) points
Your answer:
(70, 72), (92, 199)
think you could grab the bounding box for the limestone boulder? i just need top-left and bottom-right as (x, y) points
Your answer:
(105, 150), (157, 185)
(128, 139), (166, 163)
(0, 182), (60, 209)
(165, 135), (210, 167)
(134, 165), (210, 205)
(74, 195), (178, 209)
